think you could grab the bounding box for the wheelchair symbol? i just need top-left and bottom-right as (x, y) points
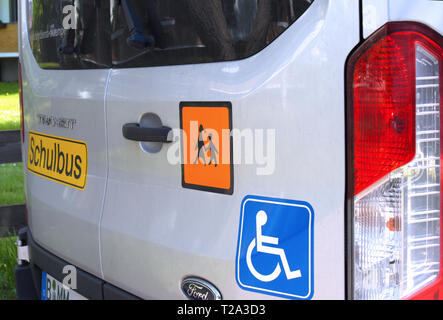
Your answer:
(246, 210), (302, 282)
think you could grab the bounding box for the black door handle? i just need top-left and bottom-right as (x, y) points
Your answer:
(122, 123), (172, 143)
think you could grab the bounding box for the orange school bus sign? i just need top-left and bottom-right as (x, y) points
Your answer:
(180, 102), (233, 195)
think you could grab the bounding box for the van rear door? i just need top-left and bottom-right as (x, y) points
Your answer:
(20, 0), (111, 279)
(101, 0), (360, 299)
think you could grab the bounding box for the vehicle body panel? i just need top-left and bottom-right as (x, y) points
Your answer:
(362, 0), (443, 39)
(18, 0), (109, 278)
(101, 0), (359, 299)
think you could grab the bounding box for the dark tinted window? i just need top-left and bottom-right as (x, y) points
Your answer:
(28, 0), (313, 69)
(10, 0), (18, 23)
(29, 0), (112, 69)
(111, 0), (314, 68)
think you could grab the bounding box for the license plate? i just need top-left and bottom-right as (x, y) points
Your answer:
(41, 272), (87, 300)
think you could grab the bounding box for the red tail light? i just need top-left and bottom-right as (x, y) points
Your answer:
(347, 22), (443, 300)
(18, 61), (25, 143)
(352, 30), (417, 195)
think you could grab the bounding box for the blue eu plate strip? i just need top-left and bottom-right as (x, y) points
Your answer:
(41, 271), (47, 300)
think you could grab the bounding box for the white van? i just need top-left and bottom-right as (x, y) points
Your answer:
(14, 0), (443, 300)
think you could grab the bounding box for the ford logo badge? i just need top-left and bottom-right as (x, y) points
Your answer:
(181, 278), (222, 300)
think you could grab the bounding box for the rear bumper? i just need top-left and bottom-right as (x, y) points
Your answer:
(14, 227), (140, 300)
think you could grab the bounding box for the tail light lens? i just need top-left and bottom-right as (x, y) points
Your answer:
(347, 22), (443, 300)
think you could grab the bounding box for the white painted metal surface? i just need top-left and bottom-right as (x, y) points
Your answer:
(18, 0), (109, 279)
(362, 0), (443, 38)
(101, 0), (359, 299)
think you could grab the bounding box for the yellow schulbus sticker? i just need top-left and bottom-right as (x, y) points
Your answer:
(27, 131), (88, 190)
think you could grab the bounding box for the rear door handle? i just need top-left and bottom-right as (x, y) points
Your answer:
(122, 123), (172, 143)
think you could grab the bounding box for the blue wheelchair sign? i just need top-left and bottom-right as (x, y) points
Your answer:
(236, 195), (314, 299)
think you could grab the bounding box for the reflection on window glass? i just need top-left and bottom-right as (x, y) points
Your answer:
(111, 0), (314, 68)
(29, 0), (111, 69)
(27, 0), (313, 69)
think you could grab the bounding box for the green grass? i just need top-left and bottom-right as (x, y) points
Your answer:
(0, 82), (24, 207)
(0, 236), (17, 300)
(0, 163), (25, 206)
(0, 82), (20, 131)
(0, 82), (22, 299)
